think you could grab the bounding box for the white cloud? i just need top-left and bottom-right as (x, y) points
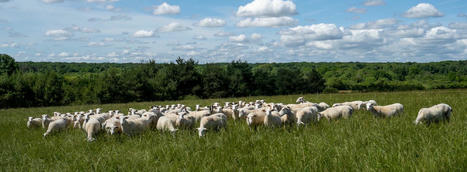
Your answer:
(236, 0), (297, 17)
(363, 0), (385, 6)
(257, 46), (270, 52)
(346, 7), (366, 14)
(237, 16), (296, 27)
(193, 35), (207, 40)
(214, 31), (232, 37)
(229, 34), (248, 42)
(198, 18), (226, 27)
(58, 52), (69, 57)
(45, 29), (71, 37)
(158, 22), (191, 32)
(88, 42), (105, 46)
(42, 0), (63, 3)
(107, 52), (118, 57)
(251, 33), (262, 40)
(425, 26), (456, 40)
(87, 0), (118, 2)
(351, 18), (397, 29)
(133, 30), (155, 38)
(153, 2), (180, 15)
(281, 24), (344, 43)
(0, 42), (17, 48)
(403, 3), (443, 18)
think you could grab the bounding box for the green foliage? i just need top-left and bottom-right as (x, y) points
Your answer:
(0, 90), (465, 171)
(0, 54), (18, 76)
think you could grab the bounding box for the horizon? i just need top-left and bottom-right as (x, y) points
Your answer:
(1, 0), (467, 63)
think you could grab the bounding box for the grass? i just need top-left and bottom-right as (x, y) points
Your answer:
(0, 89), (466, 171)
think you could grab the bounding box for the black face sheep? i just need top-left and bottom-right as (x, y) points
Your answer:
(414, 103), (452, 125)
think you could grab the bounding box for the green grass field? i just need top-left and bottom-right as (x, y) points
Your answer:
(0, 89), (466, 171)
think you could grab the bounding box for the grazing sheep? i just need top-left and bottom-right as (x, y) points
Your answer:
(288, 103), (318, 113)
(366, 103), (404, 118)
(197, 113), (227, 137)
(27, 117), (42, 128)
(156, 116), (178, 134)
(222, 105), (239, 120)
(43, 117), (70, 137)
(141, 111), (162, 129)
(333, 101), (364, 110)
(246, 109), (267, 130)
(83, 116), (101, 142)
(120, 115), (154, 136)
(188, 108), (212, 122)
(296, 106), (319, 126)
(176, 112), (195, 129)
(318, 105), (353, 121)
(263, 109), (282, 128)
(279, 106), (296, 125)
(73, 114), (84, 129)
(102, 117), (122, 135)
(316, 102), (330, 112)
(414, 103), (452, 125)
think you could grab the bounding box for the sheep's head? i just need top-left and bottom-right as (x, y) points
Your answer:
(197, 127), (207, 137)
(296, 97), (304, 103)
(106, 121), (121, 135)
(279, 106), (291, 116)
(246, 113), (256, 125)
(366, 103), (374, 110)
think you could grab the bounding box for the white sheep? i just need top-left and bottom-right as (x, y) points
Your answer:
(156, 116), (178, 134)
(27, 117), (42, 128)
(246, 109), (267, 130)
(197, 113), (227, 137)
(43, 117), (71, 137)
(176, 112), (195, 129)
(83, 116), (102, 142)
(414, 103), (452, 125)
(296, 97), (305, 103)
(317, 102), (330, 112)
(333, 101), (364, 110)
(296, 106), (319, 126)
(279, 106), (295, 125)
(41, 115), (53, 129)
(318, 105), (353, 121)
(366, 103), (403, 118)
(187, 109), (212, 122)
(102, 117), (122, 135)
(120, 115), (154, 136)
(263, 109), (282, 127)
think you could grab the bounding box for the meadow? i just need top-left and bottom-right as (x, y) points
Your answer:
(0, 89), (465, 171)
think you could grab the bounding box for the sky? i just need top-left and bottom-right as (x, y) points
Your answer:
(0, 0), (466, 63)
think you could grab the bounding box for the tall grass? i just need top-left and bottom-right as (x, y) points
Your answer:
(0, 89), (465, 171)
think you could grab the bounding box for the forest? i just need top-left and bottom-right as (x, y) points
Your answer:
(1, 54), (466, 108)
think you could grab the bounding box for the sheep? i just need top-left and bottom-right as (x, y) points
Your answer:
(318, 105), (353, 121)
(316, 102), (330, 112)
(287, 102), (318, 113)
(366, 103), (404, 118)
(333, 101), (365, 110)
(120, 115), (154, 136)
(102, 117), (122, 135)
(27, 117), (42, 128)
(246, 109), (267, 130)
(296, 106), (320, 126)
(197, 113), (227, 137)
(263, 109), (282, 128)
(43, 117), (70, 137)
(156, 116), (178, 134)
(222, 105), (239, 120)
(175, 112), (195, 129)
(42, 115), (55, 129)
(83, 116), (102, 142)
(187, 108), (212, 122)
(296, 97), (305, 103)
(414, 103), (452, 125)
(141, 111), (162, 129)
(73, 114), (84, 129)
(279, 106), (296, 125)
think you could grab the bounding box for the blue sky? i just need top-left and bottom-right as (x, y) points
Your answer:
(0, 0), (466, 63)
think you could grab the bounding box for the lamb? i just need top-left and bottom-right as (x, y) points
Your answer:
(102, 117), (122, 135)
(197, 113), (227, 137)
(263, 109), (282, 127)
(43, 117), (71, 137)
(175, 112), (195, 129)
(414, 103), (452, 125)
(27, 117), (42, 128)
(318, 105), (353, 121)
(120, 115), (154, 136)
(83, 116), (102, 142)
(366, 103), (403, 118)
(156, 116), (178, 134)
(296, 106), (319, 126)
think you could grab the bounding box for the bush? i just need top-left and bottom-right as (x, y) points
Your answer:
(323, 87), (339, 93)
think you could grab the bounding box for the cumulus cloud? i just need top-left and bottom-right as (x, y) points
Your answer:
(346, 7), (366, 14)
(281, 24), (344, 42)
(133, 30), (156, 38)
(88, 42), (105, 46)
(42, 0), (64, 3)
(425, 26), (456, 40)
(363, 0), (385, 6)
(88, 15), (132, 22)
(251, 33), (262, 40)
(58, 52), (69, 57)
(0, 42), (17, 48)
(198, 18), (226, 27)
(45, 29), (72, 40)
(237, 16), (296, 27)
(158, 23), (191, 32)
(214, 31), (233, 37)
(236, 0), (296, 17)
(65, 25), (100, 33)
(403, 3), (443, 18)
(193, 35), (207, 40)
(350, 18), (397, 29)
(229, 34), (248, 42)
(153, 2), (180, 15)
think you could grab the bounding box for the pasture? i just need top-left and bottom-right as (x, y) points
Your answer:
(0, 89), (466, 171)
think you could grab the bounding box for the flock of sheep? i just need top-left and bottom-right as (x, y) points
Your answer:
(26, 97), (453, 142)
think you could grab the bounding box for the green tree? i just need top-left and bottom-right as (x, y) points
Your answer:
(0, 54), (18, 76)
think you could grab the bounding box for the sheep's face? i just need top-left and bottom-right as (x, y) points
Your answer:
(197, 128), (207, 137)
(296, 97), (304, 103)
(238, 110), (246, 118)
(366, 103), (373, 110)
(106, 124), (121, 135)
(279, 107), (291, 116)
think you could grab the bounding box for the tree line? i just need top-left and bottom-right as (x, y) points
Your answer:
(1, 54), (466, 108)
